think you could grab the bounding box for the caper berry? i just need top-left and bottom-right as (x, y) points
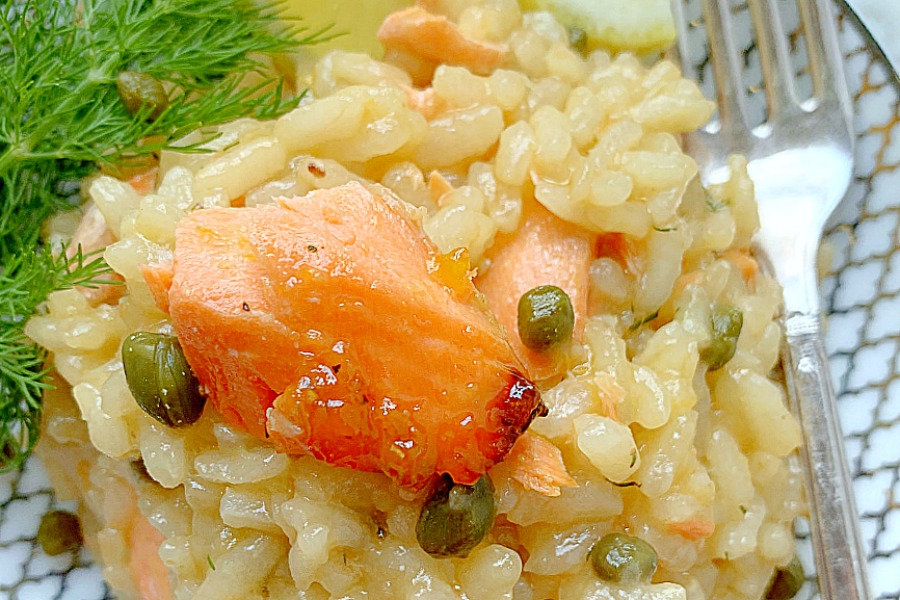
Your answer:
(416, 474), (496, 558)
(589, 532), (658, 584)
(116, 70), (169, 121)
(122, 332), (205, 428)
(700, 304), (743, 370)
(517, 285), (575, 351)
(37, 510), (83, 556)
(765, 556), (804, 599)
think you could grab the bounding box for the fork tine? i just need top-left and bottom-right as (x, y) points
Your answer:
(748, 0), (796, 116)
(699, 0), (750, 130)
(671, 0), (695, 77)
(798, 0), (852, 115)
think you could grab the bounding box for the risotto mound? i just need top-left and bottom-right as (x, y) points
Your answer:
(28, 1), (806, 599)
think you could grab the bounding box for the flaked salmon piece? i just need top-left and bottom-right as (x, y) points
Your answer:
(146, 207), (295, 438)
(403, 85), (446, 120)
(69, 202), (116, 257)
(476, 205), (594, 382)
(128, 167), (159, 196)
(378, 6), (508, 83)
(145, 182), (542, 490)
(382, 48), (438, 89)
(595, 232), (642, 275)
(68, 201), (124, 306)
(70, 169), (156, 258)
(69, 168), (160, 306)
(722, 247), (759, 290)
(128, 508), (174, 600)
(667, 519), (715, 540)
(594, 372), (624, 423)
(427, 170), (454, 206)
(141, 263), (173, 314)
(504, 431), (576, 497)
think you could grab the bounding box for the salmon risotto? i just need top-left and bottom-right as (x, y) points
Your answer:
(27, 1), (807, 599)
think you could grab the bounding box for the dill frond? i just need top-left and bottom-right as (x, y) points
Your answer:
(0, 247), (117, 471)
(0, 0), (323, 469)
(0, 0), (326, 253)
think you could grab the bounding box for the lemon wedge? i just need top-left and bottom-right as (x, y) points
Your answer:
(521, 0), (677, 53)
(280, 0), (412, 57)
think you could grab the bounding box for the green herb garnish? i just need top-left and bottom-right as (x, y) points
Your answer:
(627, 310), (659, 333)
(0, 0), (327, 471)
(0, 246), (118, 470)
(705, 195), (727, 213)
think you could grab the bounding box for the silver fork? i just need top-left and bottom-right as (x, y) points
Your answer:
(671, 0), (871, 597)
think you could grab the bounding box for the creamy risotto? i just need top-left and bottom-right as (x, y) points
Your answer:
(28, 1), (805, 599)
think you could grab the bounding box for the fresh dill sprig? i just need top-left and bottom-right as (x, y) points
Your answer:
(0, 0), (326, 470)
(0, 247), (118, 471)
(0, 0), (328, 254)
(705, 194), (727, 213)
(627, 309), (660, 334)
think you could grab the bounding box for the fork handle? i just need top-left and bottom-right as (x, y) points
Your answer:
(784, 313), (872, 599)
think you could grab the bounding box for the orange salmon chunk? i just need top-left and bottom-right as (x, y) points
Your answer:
(477, 207), (594, 382)
(152, 182), (542, 490)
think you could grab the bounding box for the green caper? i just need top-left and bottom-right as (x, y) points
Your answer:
(589, 532), (658, 584)
(122, 332), (205, 428)
(116, 70), (169, 121)
(517, 285), (575, 351)
(37, 510), (83, 556)
(416, 474), (496, 558)
(765, 556), (804, 599)
(699, 304), (743, 370)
